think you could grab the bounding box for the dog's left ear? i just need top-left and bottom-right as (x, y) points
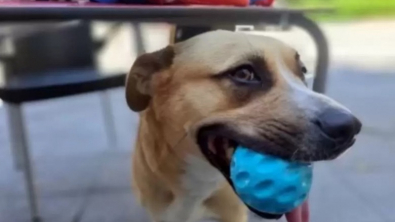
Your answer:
(125, 46), (174, 112)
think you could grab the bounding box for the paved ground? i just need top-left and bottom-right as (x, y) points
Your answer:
(1, 20), (395, 222)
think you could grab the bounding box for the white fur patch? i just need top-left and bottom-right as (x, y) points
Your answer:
(182, 155), (224, 195)
(160, 155), (224, 222)
(275, 55), (351, 117)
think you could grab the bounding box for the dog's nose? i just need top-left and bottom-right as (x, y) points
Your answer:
(316, 108), (362, 143)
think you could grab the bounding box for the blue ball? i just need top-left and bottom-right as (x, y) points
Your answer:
(230, 146), (313, 214)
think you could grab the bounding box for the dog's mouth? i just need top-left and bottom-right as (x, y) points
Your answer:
(196, 123), (357, 167)
(196, 124), (250, 178)
(196, 123), (357, 220)
(202, 135), (237, 175)
(197, 125), (286, 220)
(197, 123), (288, 159)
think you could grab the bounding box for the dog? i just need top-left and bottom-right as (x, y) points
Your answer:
(125, 30), (362, 222)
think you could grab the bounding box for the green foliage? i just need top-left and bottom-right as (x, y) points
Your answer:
(289, 0), (395, 21)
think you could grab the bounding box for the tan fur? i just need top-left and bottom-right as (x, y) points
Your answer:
(126, 30), (352, 222)
(127, 31), (302, 222)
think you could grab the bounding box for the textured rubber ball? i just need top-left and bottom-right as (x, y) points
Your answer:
(230, 146), (313, 214)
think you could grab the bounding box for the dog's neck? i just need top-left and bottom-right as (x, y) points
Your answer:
(138, 106), (223, 190)
(142, 105), (203, 156)
(138, 107), (194, 173)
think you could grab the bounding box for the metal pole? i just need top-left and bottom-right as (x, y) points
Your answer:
(6, 103), (24, 171)
(132, 22), (145, 54)
(100, 91), (117, 149)
(292, 14), (329, 93)
(6, 103), (41, 222)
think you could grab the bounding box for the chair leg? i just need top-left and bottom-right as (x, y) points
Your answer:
(131, 22), (145, 55)
(6, 104), (24, 171)
(100, 91), (117, 149)
(6, 103), (41, 222)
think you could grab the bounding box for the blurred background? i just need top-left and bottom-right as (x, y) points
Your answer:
(0, 0), (394, 222)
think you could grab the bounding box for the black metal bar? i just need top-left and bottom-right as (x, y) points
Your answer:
(291, 14), (329, 93)
(0, 6), (332, 23)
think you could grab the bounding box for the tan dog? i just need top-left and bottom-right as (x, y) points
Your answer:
(125, 30), (361, 222)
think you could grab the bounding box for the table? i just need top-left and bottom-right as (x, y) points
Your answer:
(0, 4), (331, 92)
(0, 4), (331, 222)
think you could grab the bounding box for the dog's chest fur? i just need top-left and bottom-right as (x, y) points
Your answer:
(183, 155), (224, 197)
(162, 155), (224, 222)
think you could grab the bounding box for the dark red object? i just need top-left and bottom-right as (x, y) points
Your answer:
(148, 0), (249, 6)
(253, 0), (274, 6)
(0, 0), (274, 6)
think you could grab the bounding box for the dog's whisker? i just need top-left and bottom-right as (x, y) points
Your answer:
(291, 148), (301, 161)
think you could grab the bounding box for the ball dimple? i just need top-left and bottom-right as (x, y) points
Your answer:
(254, 180), (274, 198)
(235, 171), (250, 189)
(282, 186), (297, 195)
(277, 186), (297, 204)
(256, 180), (273, 190)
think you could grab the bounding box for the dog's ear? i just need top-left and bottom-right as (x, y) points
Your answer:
(125, 46), (174, 112)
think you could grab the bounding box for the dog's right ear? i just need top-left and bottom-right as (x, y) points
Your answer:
(125, 46), (174, 112)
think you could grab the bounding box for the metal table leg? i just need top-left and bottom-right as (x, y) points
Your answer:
(132, 22), (145, 54)
(6, 103), (41, 222)
(7, 105), (24, 171)
(292, 15), (329, 93)
(100, 91), (117, 149)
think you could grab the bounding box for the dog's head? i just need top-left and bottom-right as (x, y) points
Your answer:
(126, 30), (361, 167)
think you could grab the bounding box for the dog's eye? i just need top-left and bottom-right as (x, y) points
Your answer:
(301, 65), (307, 74)
(296, 53), (307, 75)
(228, 66), (260, 84)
